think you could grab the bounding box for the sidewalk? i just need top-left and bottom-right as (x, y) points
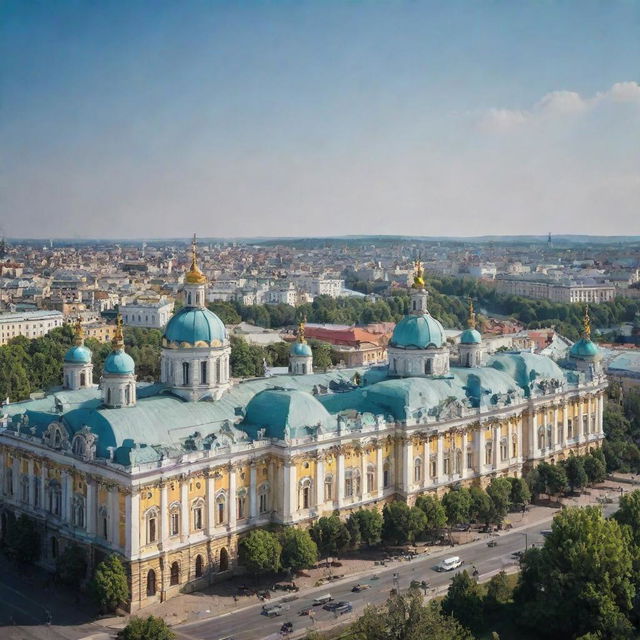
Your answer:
(100, 480), (627, 632)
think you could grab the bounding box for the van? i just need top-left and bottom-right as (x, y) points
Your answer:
(436, 556), (462, 572)
(313, 594), (333, 605)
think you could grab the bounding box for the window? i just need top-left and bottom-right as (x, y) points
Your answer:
(216, 359), (221, 382)
(591, 415), (596, 433)
(425, 359), (433, 374)
(414, 457), (422, 483)
(73, 496), (85, 528)
(568, 418), (573, 439)
(383, 463), (391, 488)
(170, 561), (180, 586)
(500, 439), (508, 461)
(195, 555), (204, 578)
(107, 388), (112, 405)
(147, 511), (158, 543)
(193, 502), (203, 530)
(182, 362), (190, 386)
(237, 492), (247, 520)
(367, 466), (375, 493)
(345, 471), (353, 498)
(80, 372), (86, 387)
(146, 570), (157, 597)
(324, 475), (333, 501)
(201, 361), (208, 385)
(21, 476), (29, 503)
(300, 478), (311, 510)
(34, 478), (40, 507)
(430, 458), (437, 478)
(512, 435), (518, 458)
(443, 455), (450, 475)
(48, 481), (61, 516)
(216, 494), (226, 525)
(466, 449), (473, 470)
(100, 508), (108, 539)
(125, 385), (131, 405)
(72, 436), (87, 458)
(170, 510), (180, 536)
(485, 442), (493, 465)
(50, 537), (58, 559)
(583, 415), (588, 435)
(538, 427), (545, 450)
(455, 450), (462, 474)
(258, 485), (269, 514)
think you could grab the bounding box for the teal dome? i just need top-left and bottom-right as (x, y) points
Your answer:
(104, 350), (135, 375)
(164, 307), (226, 346)
(570, 338), (599, 359)
(390, 314), (445, 349)
(460, 328), (482, 345)
(64, 345), (92, 364)
(290, 341), (312, 357)
(242, 388), (331, 440)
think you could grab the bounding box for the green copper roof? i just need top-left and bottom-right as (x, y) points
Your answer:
(460, 328), (482, 345)
(104, 349), (135, 375)
(64, 345), (92, 364)
(390, 313), (445, 349)
(164, 306), (226, 345)
(290, 341), (313, 357)
(487, 352), (567, 396)
(569, 338), (599, 359)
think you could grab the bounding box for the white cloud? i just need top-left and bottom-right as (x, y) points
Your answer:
(480, 81), (640, 131)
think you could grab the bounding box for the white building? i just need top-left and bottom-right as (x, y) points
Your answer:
(0, 310), (64, 346)
(121, 298), (174, 329)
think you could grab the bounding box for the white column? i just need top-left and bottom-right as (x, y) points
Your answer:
(336, 453), (345, 508)
(586, 396), (592, 437)
(86, 477), (97, 536)
(64, 470), (73, 523)
(376, 446), (384, 496)
(402, 439), (413, 493)
(436, 434), (444, 483)
(109, 487), (120, 548)
(282, 461), (296, 522)
(531, 410), (538, 457)
(249, 463), (257, 520)
(598, 393), (605, 435)
(563, 403), (569, 442)
(315, 456), (324, 508)
(228, 466), (237, 531)
(125, 491), (140, 558)
(160, 482), (169, 545)
(206, 471), (216, 535)
(578, 397), (584, 445)
(461, 431), (468, 478)
(27, 459), (35, 507)
(39, 464), (47, 511)
(422, 440), (429, 488)
(180, 478), (189, 541)
(12, 457), (20, 501)
(493, 425), (499, 469)
(476, 426), (485, 473)
(360, 452), (367, 500)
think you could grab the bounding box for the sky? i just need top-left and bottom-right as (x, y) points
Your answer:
(1, 0), (639, 239)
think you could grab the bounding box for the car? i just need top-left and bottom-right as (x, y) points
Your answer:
(540, 529), (553, 537)
(351, 584), (371, 592)
(313, 594), (333, 605)
(335, 602), (353, 615)
(435, 556), (462, 572)
(323, 601), (342, 611)
(280, 621), (293, 634)
(298, 606), (313, 616)
(263, 604), (289, 617)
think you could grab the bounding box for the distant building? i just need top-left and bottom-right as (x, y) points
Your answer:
(121, 298), (173, 329)
(495, 276), (616, 303)
(83, 321), (118, 344)
(304, 324), (388, 367)
(0, 310), (64, 346)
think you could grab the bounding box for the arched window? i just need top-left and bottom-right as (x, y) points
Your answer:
(53, 430), (62, 448)
(485, 441), (493, 465)
(500, 438), (508, 461)
(547, 424), (553, 447)
(80, 372), (86, 387)
(237, 490), (247, 520)
(324, 474), (333, 502)
(466, 353), (472, 367)
(195, 555), (204, 578)
(216, 359), (221, 382)
(430, 456), (437, 478)
(216, 493), (226, 525)
(48, 480), (62, 516)
(107, 388), (112, 405)
(146, 569), (156, 597)
(182, 362), (190, 386)
(443, 452), (451, 475)
(299, 478), (312, 510)
(567, 418), (573, 439)
(72, 436), (87, 458)
(146, 509), (158, 544)
(169, 505), (180, 536)
(4, 467), (13, 496)
(512, 434), (518, 457)
(192, 499), (204, 530)
(125, 385), (131, 405)
(73, 495), (85, 528)
(383, 462), (391, 488)
(414, 457), (422, 483)
(258, 484), (270, 514)
(99, 507), (109, 539)
(219, 547), (229, 572)
(170, 561), (180, 586)
(187, 292), (192, 306)
(367, 465), (375, 493)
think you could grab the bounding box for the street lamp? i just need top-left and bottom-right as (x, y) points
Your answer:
(521, 532), (528, 552)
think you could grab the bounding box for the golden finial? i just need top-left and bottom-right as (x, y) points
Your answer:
(583, 305), (591, 340)
(185, 233), (207, 285)
(112, 313), (124, 351)
(297, 319), (306, 343)
(73, 317), (85, 346)
(467, 298), (476, 329)
(412, 259), (425, 289)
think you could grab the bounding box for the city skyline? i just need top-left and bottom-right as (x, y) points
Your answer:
(2, 0), (639, 238)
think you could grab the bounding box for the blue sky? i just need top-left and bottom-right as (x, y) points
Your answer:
(1, 0), (639, 238)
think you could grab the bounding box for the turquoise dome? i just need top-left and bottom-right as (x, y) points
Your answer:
(242, 388), (332, 440)
(390, 314), (445, 349)
(290, 341), (312, 357)
(64, 345), (92, 364)
(164, 307), (226, 346)
(570, 338), (599, 359)
(460, 328), (482, 345)
(104, 350), (135, 375)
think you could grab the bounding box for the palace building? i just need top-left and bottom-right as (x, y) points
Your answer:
(0, 244), (607, 611)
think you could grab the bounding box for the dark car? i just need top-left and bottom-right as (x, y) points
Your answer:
(351, 584), (371, 592)
(280, 621), (293, 634)
(335, 602), (353, 615)
(323, 600), (348, 611)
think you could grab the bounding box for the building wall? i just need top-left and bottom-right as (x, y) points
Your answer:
(0, 311), (64, 345)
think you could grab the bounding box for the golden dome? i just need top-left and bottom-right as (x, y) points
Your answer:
(412, 259), (425, 289)
(185, 234), (207, 285)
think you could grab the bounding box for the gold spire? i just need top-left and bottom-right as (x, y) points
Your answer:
(112, 313), (124, 351)
(297, 319), (306, 343)
(467, 298), (476, 329)
(73, 317), (85, 346)
(412, 259), (425, 289)
(582, 305), (591, 340)
(185, 233), (207, 285)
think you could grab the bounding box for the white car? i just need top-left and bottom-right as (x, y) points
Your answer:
(312, 594), (333, 605)
(435, 556), (462, 572)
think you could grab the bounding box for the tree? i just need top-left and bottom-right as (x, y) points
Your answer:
(308, 340), (332, 371)
(346, 512), (362, 549)
(351, 509), (383, 547)
(56, 543), (87, 586)
(381, 502), (426, 545)
(469, 486), (493, 525)
(441, 570), (484, 632)
(4, 513), (40, 564)
(614, 489), (640, 547)
(238, 529), (281, 578)
(487, 478), (512, 525)
(484, 571), (511, 612)
(565, 456), (588, 493)
(584, 454), (606, 485)
(279, 528), (318, 572)
(92, 555), (129, 614)
(351, 591), (474, 640)
(514, 506), (635, 639)
(442, 487), (472, 529)
(508, 477), (531, 509)
(544, 464), (568, 499)
(415, 495), (447, 539)
(309, 515), (350, 559)
(207, 302), (241, 325)
(117, 616), (175, 640)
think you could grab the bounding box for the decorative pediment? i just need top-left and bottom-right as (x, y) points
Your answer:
(43, 421), (70, 451)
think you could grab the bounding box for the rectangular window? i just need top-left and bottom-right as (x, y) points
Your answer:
(466, 451), (473, 470)
(201, 361), (207, 385)
(170, 512), (180, 536)
(583, 415), (588, 435)
(217, 501), (225, 525)
(430, 459), (437, 478)
(259, 493), (268, 514)
(148, 517), (157, 543)
(193, 507), (203, 530)
(324, 479), (333, 501)
(568, 419), (573, 438)
(237, 496), (246, 520)
(443, 458), (450, 475)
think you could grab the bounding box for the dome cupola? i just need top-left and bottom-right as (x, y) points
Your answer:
(289, 321), (313, 375)
(459, 299), (485, 367)
(102, 314), (136, 408)
(570, 306), (601, 362)
(63, 318), (93, 390)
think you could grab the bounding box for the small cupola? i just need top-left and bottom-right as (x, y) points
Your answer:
(102, 314), (136, 408)
(63, 318), (93, 390)
(289, 320), (313, 375)
(459, 299), (485, 368)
